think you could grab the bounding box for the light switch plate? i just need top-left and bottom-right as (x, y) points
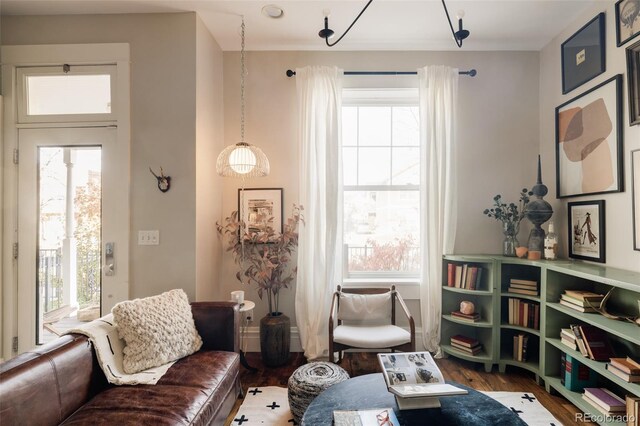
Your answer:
(138, 230), (159, 245)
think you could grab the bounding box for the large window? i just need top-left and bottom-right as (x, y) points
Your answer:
(342, 89), (420, 278)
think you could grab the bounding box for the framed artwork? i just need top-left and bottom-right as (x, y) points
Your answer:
(627, 39), (640, 126)
(561, 13), (606, 94)
(616, 0), (640, 46)
(238, 188), (283, 237)
(555, 74), (623, 198)
(568, 200), (605, 263)
(632, 150), (640, 251)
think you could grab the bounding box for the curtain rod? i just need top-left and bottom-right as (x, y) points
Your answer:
(285, 69), (477, 77)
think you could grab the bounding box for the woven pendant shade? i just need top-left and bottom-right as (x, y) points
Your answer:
(216, 142), (270, 178)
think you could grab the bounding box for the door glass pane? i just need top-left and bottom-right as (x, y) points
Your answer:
(27, 75), (111, 115)
(38, 147), (102, 344)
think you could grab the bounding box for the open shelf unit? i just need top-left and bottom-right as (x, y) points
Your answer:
(442, 255), (640, 425)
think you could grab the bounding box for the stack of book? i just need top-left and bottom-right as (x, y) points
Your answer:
(570, 324), (615, 362)
(582, 388), (626, 417)
(450, 335), (482, 356)
(507, 298), (540, 329)
(560, 328), (577, 351)
(450, 310), (480, 322)
(559, 290), (604, 313)
(512, 333), (529, 362)
(447, 263), (483, 290)
(606, 357), (640, 382)
(507, 278), (538, 296)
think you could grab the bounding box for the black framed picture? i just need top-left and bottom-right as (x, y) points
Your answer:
(632, 150), (640, 251)
(627, 39), (640, 126)
(238, 188), (283, 236)
(615, 0), (640, 46)
(561, 13), (606, 94)
(568, 200), (605, 263)
(555, 75), (623, 198)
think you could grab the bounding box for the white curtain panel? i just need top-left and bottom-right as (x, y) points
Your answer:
(295, 66), (344, 360)
(418, 65), (458, 354)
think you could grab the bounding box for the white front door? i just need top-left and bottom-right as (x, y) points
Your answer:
(17, 127), (128, 351)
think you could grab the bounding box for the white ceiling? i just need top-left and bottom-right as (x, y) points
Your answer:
(1, 0), (597, 51)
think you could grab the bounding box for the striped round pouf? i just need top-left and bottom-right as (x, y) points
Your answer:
(287, 361), (350, 424)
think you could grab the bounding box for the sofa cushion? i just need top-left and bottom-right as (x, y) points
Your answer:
(60, 350), (240, 426)
(112, 289), (203, 374)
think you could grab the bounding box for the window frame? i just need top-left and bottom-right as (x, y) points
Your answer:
(342, 88), (421, 281)
(17, 64), (117, 124)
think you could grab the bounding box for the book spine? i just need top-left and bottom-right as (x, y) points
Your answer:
(560, 352), (566, 386)
(447, 263), (455, 287)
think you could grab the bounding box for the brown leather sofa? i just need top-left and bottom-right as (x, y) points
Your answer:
(0, 302), (241, 426)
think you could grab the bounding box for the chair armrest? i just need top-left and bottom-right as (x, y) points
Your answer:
(329, 291), (340, 331)
(191, 302), (239, 353)
(395, 292), (416, 341)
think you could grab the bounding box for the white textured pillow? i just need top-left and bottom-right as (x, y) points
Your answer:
(112, 289), (203, 374)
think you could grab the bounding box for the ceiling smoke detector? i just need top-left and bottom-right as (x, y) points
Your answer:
(262, 4), (284, 19)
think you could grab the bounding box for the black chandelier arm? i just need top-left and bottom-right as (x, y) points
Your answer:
(323, 0), (374, 47)
(441, 0), (463, 48)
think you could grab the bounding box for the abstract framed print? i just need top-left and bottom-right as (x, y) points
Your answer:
(556, 75), (624, 198)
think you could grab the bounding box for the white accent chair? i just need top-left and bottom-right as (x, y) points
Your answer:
(328, 285), (415, 363)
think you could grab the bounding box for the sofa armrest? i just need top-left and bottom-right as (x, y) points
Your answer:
(191, 302), (239, 353)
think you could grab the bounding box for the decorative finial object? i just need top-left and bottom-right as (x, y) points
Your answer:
(524, 155), (553, 254)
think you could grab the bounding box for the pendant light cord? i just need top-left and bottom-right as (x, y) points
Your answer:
(441, 0), (463, 48)
(240, 17), (246, 143)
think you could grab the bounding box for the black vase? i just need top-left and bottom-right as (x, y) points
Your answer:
(260, 313), (291, 367)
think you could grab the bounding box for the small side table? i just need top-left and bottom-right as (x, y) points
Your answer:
(238, 300), (257, 372)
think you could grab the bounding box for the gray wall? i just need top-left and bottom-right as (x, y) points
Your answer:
(1, 13), (224, 301)
(539, 1), (640, 271)
(219, 50), (541, 325)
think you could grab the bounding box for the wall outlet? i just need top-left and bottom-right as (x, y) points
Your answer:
(138, 230), (159, 245)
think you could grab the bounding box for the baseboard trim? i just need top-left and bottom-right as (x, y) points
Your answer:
(241, 326), (424, 353)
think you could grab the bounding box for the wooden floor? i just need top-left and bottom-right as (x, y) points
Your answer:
(227, 352), (593, 425)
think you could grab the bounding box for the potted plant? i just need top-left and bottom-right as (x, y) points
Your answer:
(217, 204), (303, 367)
(483, 189), (531, 257)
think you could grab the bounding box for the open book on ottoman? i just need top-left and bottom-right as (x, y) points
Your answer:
(377, 352), (467, 410)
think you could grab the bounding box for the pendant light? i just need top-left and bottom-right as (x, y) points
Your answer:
(216, 17), (270, 178)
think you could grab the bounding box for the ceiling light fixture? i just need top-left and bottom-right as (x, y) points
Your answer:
(216, 17), (269, 178)
(262, 4), (284, 19)
(318, 0), (470, 48)
(441, 0), (470, 48)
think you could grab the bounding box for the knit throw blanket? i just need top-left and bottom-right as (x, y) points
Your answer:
(66, 313), (175, 385)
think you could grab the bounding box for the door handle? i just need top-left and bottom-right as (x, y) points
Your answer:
(103, 242), (115, 276)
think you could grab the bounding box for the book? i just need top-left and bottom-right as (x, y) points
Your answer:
(560, 352), (566, 386)
(466, 267), (478, 290)
(447, 263), (455, 287)
(564, 354), (597, 392)
(560, 328), (577, 342)
(564, 290), (606, 301)
(451, 342), (481, 355)
(473, 268), (483, 290)
(570, 324), (589, 357)
(451, 311), (480, 322)
(579, 325), (615, 362)
(454, 265), (463, 288)
(583, 388), (626, 412)
(582, 394), (619, 417)
(450, 335), (480, 348)
(377, 352), (467, 410)
(508, 287), (539, 296)
(561, 294), (602, 308)
(610, 357), (640, 375)
(510, 278), (537, 286)
(606, 363), (640, 383)
(559, 299), (598, 313)
(626, 395), (640, 426)
(461, 264), (469, 289)
(560, 337), (578, 351)
(333, 408), (400, 426)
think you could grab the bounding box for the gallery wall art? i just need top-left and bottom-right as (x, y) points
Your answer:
(561, 13), (606, 94)
(555, 75), (623, 198)
(568, 200), (606, 263)
(238, 188), (283, 237)
(616, 0), (640, 46)
(632, 150), (640, 251)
